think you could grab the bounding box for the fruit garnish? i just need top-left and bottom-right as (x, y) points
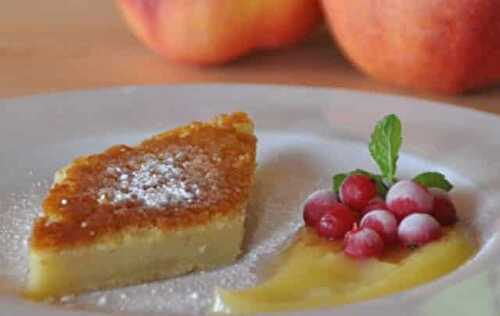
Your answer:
(360, 210), (398, 244)
(398, 214), (442, 248)
(316, 203), (356, 240)
(344, 224), (385, 259)
(303, 114), (458, 258)
(333, 169), (387, 197)
(429, 188), (458, 226)
(361, 196), (388, 216)
(303, 190), (339, 228)
(339, 174), (377, 211)
(386, 180), (433, 220)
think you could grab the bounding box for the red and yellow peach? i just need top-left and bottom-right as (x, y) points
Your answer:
(117, 0), (322, 65)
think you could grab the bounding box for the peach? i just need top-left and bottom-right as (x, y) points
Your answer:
(117, 0), (322, 65)
(321, 0), (500, 94)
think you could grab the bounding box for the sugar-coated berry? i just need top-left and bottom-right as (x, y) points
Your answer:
(303, 189), (339, 227)
(344, 226), (385, 259)
(316, 203), (356, 240)
(398, 213), (442, 248)
(361, 196), (388, 216)
(429, 188), (457, 226)
(360, 210), (398, 244)
(339, 174), (377, 211)
(386, 180), (433, 220)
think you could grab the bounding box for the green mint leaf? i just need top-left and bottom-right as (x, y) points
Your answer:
(332, 173), (347, 193)
(413, 172), (453, 191)
(369, 114), (402, 184)
(332, 169), (388, 197)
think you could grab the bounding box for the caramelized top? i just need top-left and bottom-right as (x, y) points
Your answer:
(31, 112), (256, 250)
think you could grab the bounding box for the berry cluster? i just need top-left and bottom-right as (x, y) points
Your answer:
(303, 175), (457, 259)
(302, 114), (458, 258)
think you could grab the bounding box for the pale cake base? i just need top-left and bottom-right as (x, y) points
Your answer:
(27, 209), (245, 300)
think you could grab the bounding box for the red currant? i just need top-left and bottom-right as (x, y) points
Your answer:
(344, 225), (385, 259)
(386, 180), (433, 220)
(429, 188), (457, 226)
(316, 203), (356, 240)
(398, 213), (441, 248)
(339, 174), (377, 211)
(303, 189), (338, 227)
(361, 196), (388, 216)
(360, 210), (398, 244)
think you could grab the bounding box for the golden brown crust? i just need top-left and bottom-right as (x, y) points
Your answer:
(31, 112), (256, 250)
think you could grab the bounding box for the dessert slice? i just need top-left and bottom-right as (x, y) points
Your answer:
(26, 112), (257, 300)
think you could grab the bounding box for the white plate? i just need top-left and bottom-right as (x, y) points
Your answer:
(1, 84), (500, 316)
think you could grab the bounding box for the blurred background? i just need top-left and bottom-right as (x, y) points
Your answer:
(1, 1), (500, 113)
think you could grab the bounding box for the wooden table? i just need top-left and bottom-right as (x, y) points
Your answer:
(2, 1), (500, 115)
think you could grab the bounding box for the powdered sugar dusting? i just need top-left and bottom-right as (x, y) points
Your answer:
(97, 146), (221, 209)
(0, 176), (48, 288)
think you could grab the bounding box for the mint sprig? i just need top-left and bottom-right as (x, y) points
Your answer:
(332, 169), (388, 196)
(331, 114), (454, 199)
(369, 114), (402, 185)
(413, 172), (453, 191)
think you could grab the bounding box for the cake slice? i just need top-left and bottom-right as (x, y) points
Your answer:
(26, 112), (257, 300)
